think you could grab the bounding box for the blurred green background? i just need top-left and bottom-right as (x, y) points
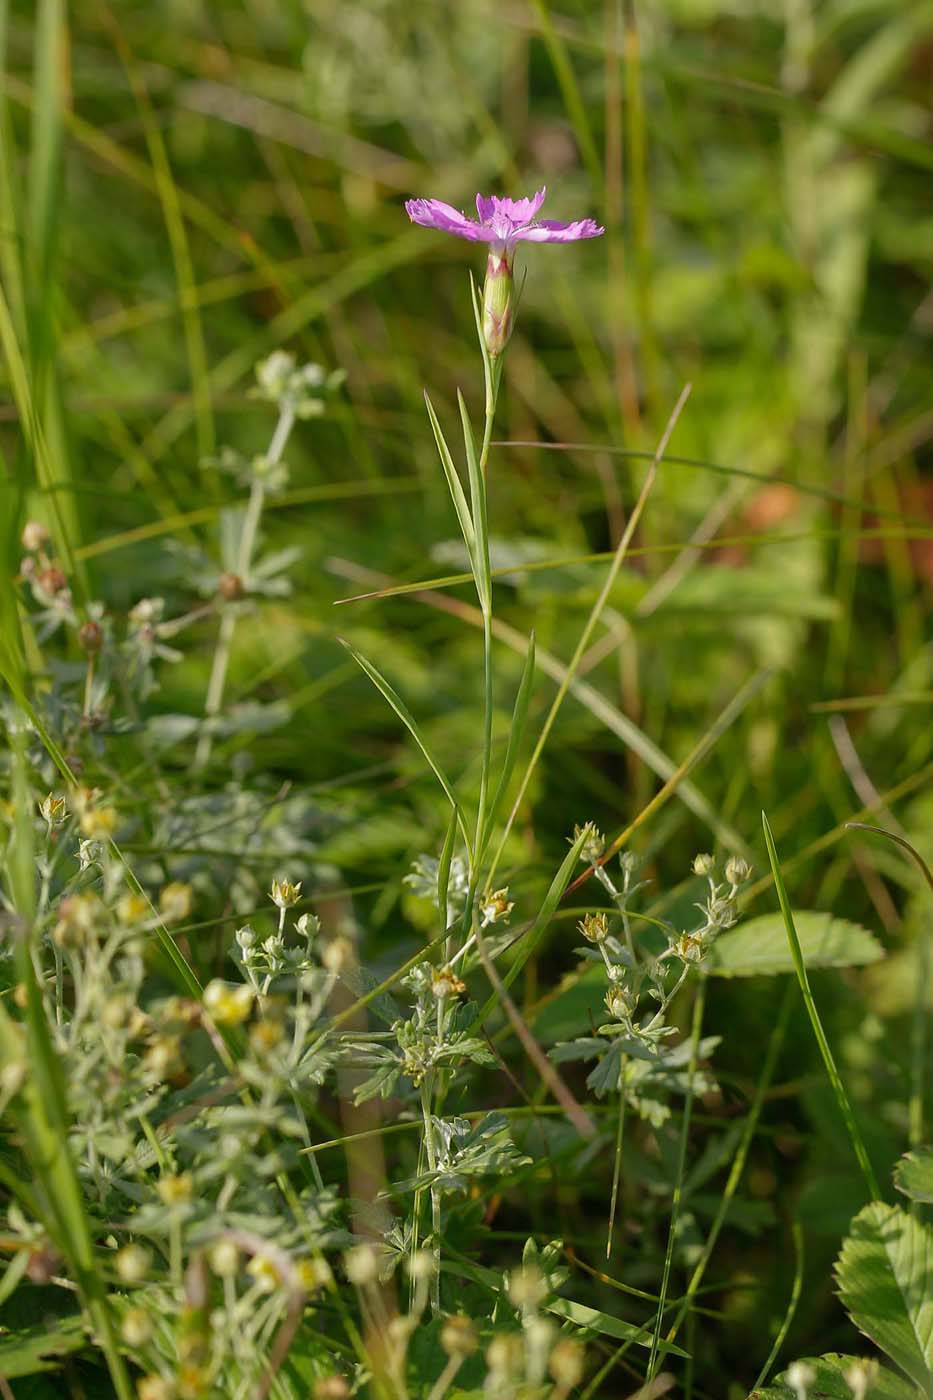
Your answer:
(2, 0), (932, 1389)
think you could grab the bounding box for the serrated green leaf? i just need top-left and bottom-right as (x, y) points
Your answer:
(835, 1202), (933, 1390)
(895, 1147), (933, 1204)
(707, 911), (883, 978)
(748, 1353), (920, 1399)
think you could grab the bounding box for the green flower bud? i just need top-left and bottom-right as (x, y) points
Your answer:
(482, 247), (514, 358)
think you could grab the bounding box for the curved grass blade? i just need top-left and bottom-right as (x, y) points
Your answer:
(457, 388), (490, 612)
(436, 804), (458, 951)
(762, 810), (879, 1199)
(340, 637), (472, 859)
(424, 390), (476, 573)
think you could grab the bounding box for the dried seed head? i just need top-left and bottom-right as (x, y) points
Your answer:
(159, 882), (193, 923)
(725, 856), (751, 887)
(296, 1256), (332, 1293)
(156, 1173), (193, 1207)
(203, 980), (254, 1027)
(37, 565), (67, 596)
(573, 822), (605, 865)
(432, 968), (466, 999)
(79, 806), (118, 840)
(441, 1314), (478, 1358)
(122, 1307), (154, 1347)
(844, 1359), (879, 1400)
(486, 1333), (523, 1376)
(78, 619), (104, 654)
(208, 1239), (240, 1278)
(138, 1377), (175, 1400)
(579, 912), (610, 943)
(117, 893), (150, 926)
(21, 520), (49, 552)
(407, 1249), (434, 1281)
(246, 1253), (282, 1293)
(25, 1243), (62, 1284)
(344, 1243), (379, 1286)
(217, 571), (244, 602)
(322, 936), (353, 973)
(270, 877), (302, 910)
(38, 792), (67, 830)
(507, 1262), (547, 1309)
(480, 887), (514, 927)
(314, 1379), (350, 1400)
(786, 1361), (816, 1400)
(549, 1337), (585, 1388)
(116, 1243), (152, 1285)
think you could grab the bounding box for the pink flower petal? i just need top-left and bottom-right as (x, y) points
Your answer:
(405, 198), (495, 242)
(514, 217), (605, 243)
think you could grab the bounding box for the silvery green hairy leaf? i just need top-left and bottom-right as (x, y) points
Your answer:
(747, 1354), (919, 1399)
(707, 911), (883, 977)
(894, 1147), (933, 1204)
(835, 1202), (933, 1390)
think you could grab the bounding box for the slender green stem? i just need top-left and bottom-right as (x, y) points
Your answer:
(194, 401), (295, 772)
(607, 1057), (628, 1259)
(666, 980), (793, 1344)
(763, 812), (879, 1199)
(749, 1219), (805, 1391)
(646, 973), (706, 1383)
(419, 1077), (441, 1313)
(762, 817), (874, 1198)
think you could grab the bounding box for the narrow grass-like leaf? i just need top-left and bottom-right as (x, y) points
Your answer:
(436, 804), (458, 947)
(762, 811), (879, 1199)
(480, 632), (536, 865)
(835, 1202), (933, 1391)
(340, 637), (471, 859)
(457, 388), (490, 611)
(423, 390), (476, 570)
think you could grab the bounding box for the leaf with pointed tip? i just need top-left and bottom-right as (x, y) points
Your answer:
(480, 633), (536, 865)
(835, 1202), (933, 1390)
(457, 388), (490, 611)
(894, 1146), (933, 1204)
(424, 390), (476, 578)
(340, 637), (471, 858)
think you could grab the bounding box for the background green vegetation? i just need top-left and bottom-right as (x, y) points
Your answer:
(1, 0), (931, 1395)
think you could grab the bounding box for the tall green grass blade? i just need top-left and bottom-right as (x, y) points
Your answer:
(424, 390), (476, 574)
(0, 1), (26, 336)
(112, 20), (214, 463)
(457, 389), (490, 612)
(761, 811), (879, 1199)
(749, 1219), (805, 1391)
(436, 804), (459, 948)
(480, 633), (536, 866)
(647, 975), (707, 1381)
(340, 637), (472, 859)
